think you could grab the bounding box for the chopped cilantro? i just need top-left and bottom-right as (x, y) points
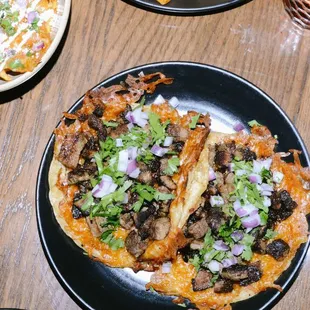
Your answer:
(101, 230), (124, 250)
(259, 211), (268, 225)
(240, 233), (255, 261)
(177, 303), (186, 308)
(248, 120), (262, 127)
(103, 121), (118, 127)
(189, 254), (201, 270)
(8, 59), (24, 70)
(133, 184), (155, 201)
(132, 198), (143, 212)
(264, 229), (278, 240)
(154, 191), (175, 201)
(189, 114), (200, 129)
(26, 51), (33, 57)
(133, 96), (146, 110)
(80, 192), (94, 211)
(148, 112), (169, 144)
(30, 17), (40, 31)
(164, 156), (180, 176)
(149, 286), (156, 293)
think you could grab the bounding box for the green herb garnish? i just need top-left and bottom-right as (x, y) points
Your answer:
(189, 114), (200, 129)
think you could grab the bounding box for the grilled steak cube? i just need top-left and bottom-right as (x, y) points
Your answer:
(266, 239), (290, 261)
(125, 230), (148, 258)
(192, 269), (213, 291)
(214, 278), (233, 293)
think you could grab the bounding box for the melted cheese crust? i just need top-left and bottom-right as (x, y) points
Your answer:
(147, 134), (310, 310)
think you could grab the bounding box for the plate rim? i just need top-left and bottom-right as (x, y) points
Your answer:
(128, 0), (247, 14)
(36, 61), (310, 310)
(0, 0), (72, 93)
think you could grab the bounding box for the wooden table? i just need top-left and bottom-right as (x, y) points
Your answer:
(1, 0), (310, 309)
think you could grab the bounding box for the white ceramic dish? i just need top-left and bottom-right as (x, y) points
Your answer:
(0, 0), (71, 92)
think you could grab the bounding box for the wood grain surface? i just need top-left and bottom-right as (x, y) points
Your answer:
(0, 0), (310, 309)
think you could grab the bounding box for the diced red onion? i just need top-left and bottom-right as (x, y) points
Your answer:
(236, 169), (247, 176)
(162, 261), (172, 273)
(248, 173), (262, 184)
(263, 196), (271, 207)
(228, 163), (234, 172)
(273, 171), (284, 184)
(233, 200), (257, 218)
(233, 122), (245, 132)
(127, 159), (137, 175)
(209, 167), (216, 181)
(222, 256), (238, 268)
(127, 123), (134, 131)
(213, 240), (229, 251)
(129, 168), (140, 179)
(261, 190), (272, 196)
(17, 0), (28, 8)
(261, 183), (273, 192)
(122, 193), (129, 204)
(27, 11), (38, 24)
(92, 175), (117, 198)
(208, 260), (222, 273)
(33, 41), (45, 52)
(125, 108), (148, 128)
(138, 71), (145, 77)
(116, 139), (123, 147)
(153, 94), (165, 104)
(163, 136), (173, 147)
(241, 211), (261, 228)
(253, 158), (272, 173)
(128, 146), (138, 160)
(125, 112), (135, 123)
(232, 244), (244, 256)
(169, 96), (180, 108)
(151, 145), (169, 157)
(231, 231), (243, 242)
(118, 149), (129, 173)
(210, 195), (224, 207)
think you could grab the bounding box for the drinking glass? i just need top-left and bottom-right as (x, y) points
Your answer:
(283, 0), (310, 29)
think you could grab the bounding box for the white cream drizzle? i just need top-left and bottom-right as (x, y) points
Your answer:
(0, 0), (56, 72)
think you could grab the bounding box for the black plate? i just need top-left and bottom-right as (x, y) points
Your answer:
(36, 62), (310, 310)
(128, 0), (246, 14)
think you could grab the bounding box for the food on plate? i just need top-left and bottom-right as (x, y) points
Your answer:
(49, 72), (211, 270)
(48, 71), (310, 309)
(0, 0), (58, 81)
(148, 125), (310, 309)
(157, 0), (171, 4)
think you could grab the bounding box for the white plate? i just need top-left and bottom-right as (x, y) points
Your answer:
(0, 0), (71, 92)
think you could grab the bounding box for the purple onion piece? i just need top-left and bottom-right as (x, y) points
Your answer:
(27, 11), (38, 24)
(241, 212), (261, 228)
(231, 231), (243, 242)
(126, 159), (137, 175)
(208, 260), (222, 273)
(248, 173), (262, 184)
(233, 122), (245, 132)
(163, 136), (173, 147)
(232, 244), (244, 256)
(222, 257), (238, 268)
(213, 240), (229, 251)
(209, 167), (216, 181)
(261, 183), (273, 192)
(151, 145), (169, 157)
(129, 167), (140, 179)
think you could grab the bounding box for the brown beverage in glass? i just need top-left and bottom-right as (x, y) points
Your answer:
(283, 0), (310, 29)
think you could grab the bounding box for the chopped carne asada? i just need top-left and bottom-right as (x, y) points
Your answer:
(181, 138), (298, 294)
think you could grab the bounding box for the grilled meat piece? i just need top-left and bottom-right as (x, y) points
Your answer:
(138, 171), (153, 185)
(125, 230), (148, 258)
(68, 161), (97, 184)
(241, 147), (257, 161)
(239, 265), (262, 286)
(252, 239), (268, 254)
(179, 245), (200, 263)
(214, 143), (235, 171)
(266, 239), (290, 261)
(58, 133), (87, 169)
(78, 180), (93, 194)
(88, 114), (107, 141)
(192, 269), (213, 291)
(221, 265), (249, 281)
(72, 205), (84, 219)
(188, 218), (209, 239)
(206, 208), (226, 234)
(93, 105), (104, 118)
(86, 216), (106, 237)
(78, 113), (88, 122)
(166, 124), (189, 142)
(190, 240), (204, 251)
(221, 263), (262, 286)
(120, 213), (135, 230)
(268, 190), (297, 225)
(139, 215), (156, 240)
(135, 205), (156, 229)
(123, 192), (139, 211)
(149, 159), (160, 173)
(159, 158), (169, 174)
(81, 136), (99, 159)
(109, 124), (129, 139)
(173, 141), (184, 153)
(160, 175), (176, 190)
(214, 278), (233, 293)
(150, 217), (170, 240)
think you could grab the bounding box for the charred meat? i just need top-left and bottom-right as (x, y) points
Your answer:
(58, 133), (87, 169)
(266, 239), (290, 261)
(192, 269), (213, 291)
(166, 124), (189, 142)
(88, 114), (107, 141)
(150, 217), (170, 240)
(68, 161), (97, 184)
(125, 230), (148, 258)
(188, 218), (209, 239)
(214, 278), (233, 293)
